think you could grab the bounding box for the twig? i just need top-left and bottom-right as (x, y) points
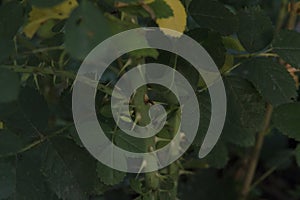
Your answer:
(276, 0), (289, 32)
(232, 51), (278, 59)
(23, 46), (64, 54)
(240, 104), (273, 200)
(287, 0), (299, 30)
(240, 1), (299, 198)
(250, 166), (277, 191)
(0, 124), (72, 158)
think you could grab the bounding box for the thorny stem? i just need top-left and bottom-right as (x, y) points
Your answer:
(1, 64), (113, 95)
(23, 46), (64, 54)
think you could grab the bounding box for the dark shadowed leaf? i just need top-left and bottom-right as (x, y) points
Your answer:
(0, 145), (59, 199)
(0, 159), (15, 199)
(0, 68), (20, 103)
(19, 87), (49, 131)
(237, 7), (274, 53)
(0, 39), (14, 63)
(0, 129), (24, 156)
(65, 0), (111, 59)
(273, 103), (300, 141)
(187, 28), (226, 67)
(222, 76), (265, 146)
(97, 162), (126, 185)
(42, 138), (96, 199)
(295, 144), (300, 167)
(202, 141), (229, 168)
(189, 0), (238, 35)
(29, 0), (63, 7)
(272, 30), (300, 68)
(148, 0), (173, 19)
(234, 57), (297, 106)
(0, 2), (23, 39)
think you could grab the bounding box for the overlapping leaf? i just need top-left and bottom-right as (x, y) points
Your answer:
(189, 0), (238, 35)
(222, 76), (265, 146)
(273, 103), (300, 141)
(0, 68), (20, 103)
(272, 30), (300, 68)
(237, 7), (274, 53)
(234, 57), (297, 106)
(65, 0), (111, 59)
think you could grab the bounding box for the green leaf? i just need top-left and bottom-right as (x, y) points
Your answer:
(65, 0), (111, 60)
(92, 179), (110, 196)
(16, 146), (59, 200)
(176, 57), (200, 89)
(187, 28), (226, 67)
(97, 162), (126, 185)
(105, 14), (159, 59)
(0, 160), (15, 199)
(159, 190), (176, 200)
(222, 36), (245, 52)
(237, 7), (274, 53)
(0, 2), (23, 39)
(19, 87), (49, 131)
(148, 0), (173, 19)
(42, 138), (96, 199)
(0, 87), (49, 144)
(260, 130), (292, 169)
(99, 104), (112, 118)
(0, 145), (59, 199)
(129, 48), (159, 59)
(0, 39), (14, 63)
(130, 178), (144, 194)
(118, 5), (150, 18)
(37, 19), (57, 39)
(234, 57), (297, 106)
(189, 0), (238, 35)
(115, 0), (140, 3)
(106, 13), (139, 34)
(264, 149), (293, 169)
(273, 103), (300, 141)
(0, 129), (24, 156)
(222, 76), (265, 146)
(29, 0), (63, 7)
(178, 169), (237, 200)
(193, 90), (211, 146)
(114, 130), (151, 153)
(295, 144), (300, 167)
(203, 141), (228, 169)
(272, 30), (300, 68)
(159, 176), (175, 190)
(0, 68), (20, 103)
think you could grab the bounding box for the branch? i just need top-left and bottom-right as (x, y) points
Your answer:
(240, 2), (298, 198)
(1, 65), (113, 95)
(240, 104), (273, 200)
(287, 0), (299, 30)
(0, 124), (72, 158)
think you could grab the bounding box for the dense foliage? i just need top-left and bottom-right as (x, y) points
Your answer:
(1, 0), (300, 199)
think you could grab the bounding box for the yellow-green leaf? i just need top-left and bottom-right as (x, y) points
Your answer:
(155, 0), (187, 37)
(23, 0), (78, 38)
